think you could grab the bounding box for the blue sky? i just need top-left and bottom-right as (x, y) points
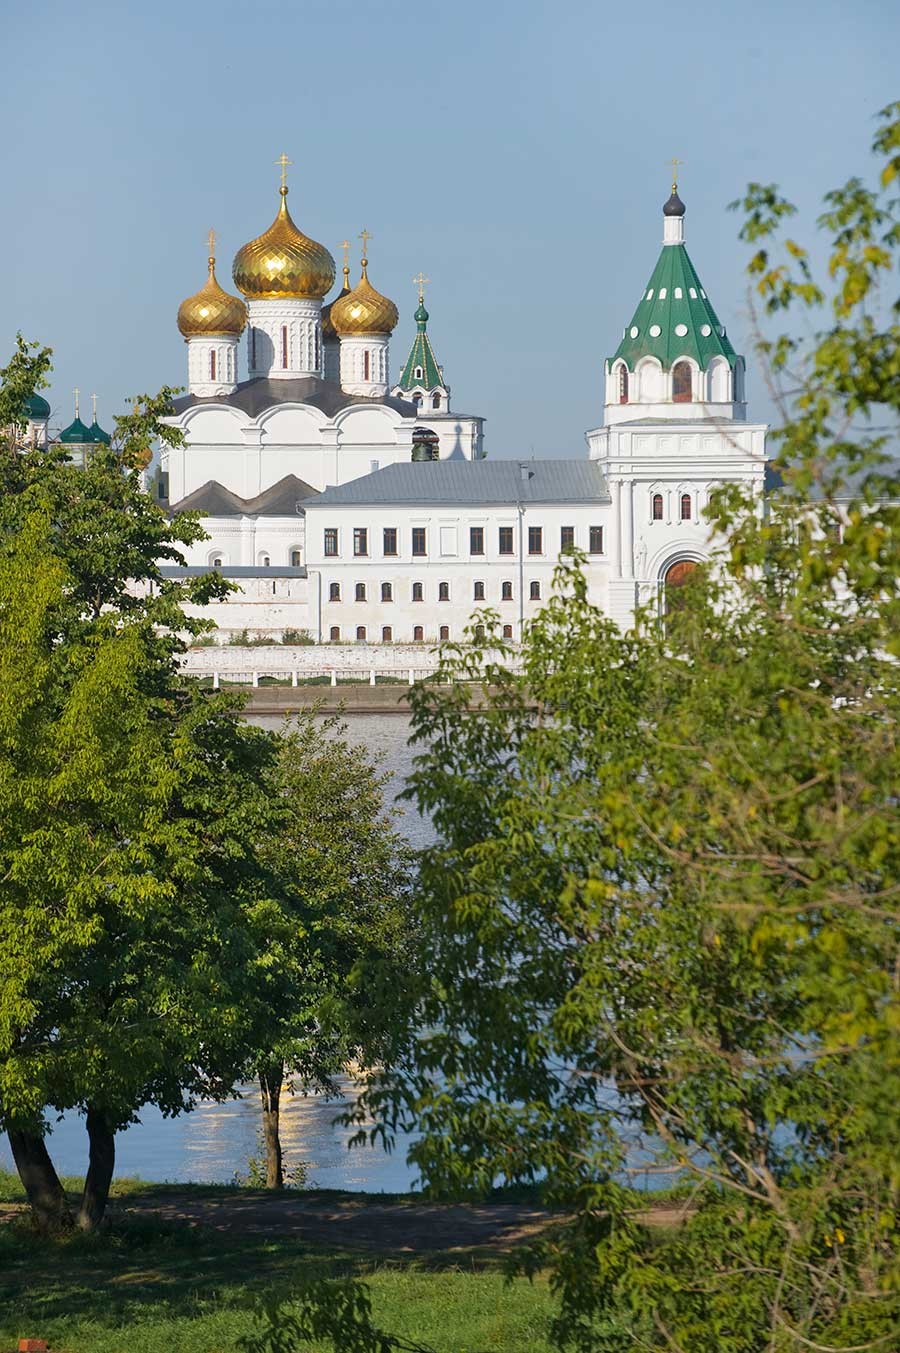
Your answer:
(2, 0), (896, 457)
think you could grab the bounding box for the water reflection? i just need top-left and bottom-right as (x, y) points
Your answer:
(0, 715), (428, 1193)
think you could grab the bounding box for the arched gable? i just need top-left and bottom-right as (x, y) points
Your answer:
(181, 405), (246, 444)
(258, 405), (325, 444)
(335, 405), (404, 445)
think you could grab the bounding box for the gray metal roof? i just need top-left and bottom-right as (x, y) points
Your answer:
(308, 459), (611, 507)
(169, 473), (317, 517)
(171, 376), (417, 420)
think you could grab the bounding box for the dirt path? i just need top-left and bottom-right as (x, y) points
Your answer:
(1, 1192), (688, 1254)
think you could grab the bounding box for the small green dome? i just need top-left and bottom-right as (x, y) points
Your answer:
(87, 420), (111, 445)
(24, 393), (51, 420)
(59, 416), (93, 444)
(414, 301), (429, 326)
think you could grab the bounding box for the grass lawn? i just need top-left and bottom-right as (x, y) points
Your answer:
(0, 1176), (563, 1352)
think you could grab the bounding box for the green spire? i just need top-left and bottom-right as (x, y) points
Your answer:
(610, 198), (738, 372)
(397, 275), (445, 393)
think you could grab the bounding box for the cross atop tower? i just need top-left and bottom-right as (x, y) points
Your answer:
(276, 153), (292, 191)
(413, 272), (430, 303)
(207, 227), (216, 263)
(73, 387), (80, 419)
(359, 227), (371, 264)
(92, 393), (97, 423)
(668, 156), (684, 192)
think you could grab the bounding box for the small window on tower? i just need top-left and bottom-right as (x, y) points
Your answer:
(617, 364), (628, 404)
(432, 393), (441, 408)
(209, 350), (217, 381)
(672, 361), (692, 403)
(415, 366), (423, 379)
(282, 325), (289, 370)
(364, 350), (371, 381)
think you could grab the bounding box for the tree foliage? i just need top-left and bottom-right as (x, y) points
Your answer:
(356, 105), (900, 1351)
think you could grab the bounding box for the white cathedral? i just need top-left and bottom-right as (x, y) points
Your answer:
(142, 166), (765, 643)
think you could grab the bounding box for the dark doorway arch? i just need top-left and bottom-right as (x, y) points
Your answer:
(663, 558), (698, 614)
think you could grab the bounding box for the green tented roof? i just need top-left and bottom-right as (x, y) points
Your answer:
(59, 416), (93, 444)
(610, 243), (737, 371)
(397, 304), (444, 391)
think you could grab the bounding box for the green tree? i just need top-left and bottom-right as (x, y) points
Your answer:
(0, 354), (276, 1232)
(356, 106), (900, 1350)
(247, 712), (416, 1190)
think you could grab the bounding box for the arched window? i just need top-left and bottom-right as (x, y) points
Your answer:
(250, 328), (256, 366)
(415, 365), (423, 379)
(530, 580), (541, 600)
(291, 549), (302, 566)
(329, 582), (341, 602)
(329, 625), (340, 642)
(501, 580), (513, 601)
(680, 493), (692, 521)
(432, 393), (441, 409)
(356, 625), (367, 642)
(616, 364), (628, 404)
(672, 361), (692, 402)
(652, 493), (664, 521)
(438, 581), (450, 601)
(382, 625), (392, 643)
(364, 350), (371, 381)
(209, 350), (217, 381)
(281, 325), (289, 370)
(413, 624), (424, 641)
(355, 582), (366, 602)
(381, 581), (393, 602)
(259, 552), (270, 566)
(439, 624), (449, 641)
(473, 580), (485, 601)
(314, 327), (320, 370)
(413, 395), (422, 408)
(502, 624), (513, 639)
(211, 556), (223, 568)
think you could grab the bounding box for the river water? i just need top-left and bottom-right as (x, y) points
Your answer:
(1, 715), (429, 1193)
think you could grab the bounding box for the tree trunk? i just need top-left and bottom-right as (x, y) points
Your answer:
(76, 1107), (115, 1231)
(258, 1062), (284, 1190)
(7, 1127), (72, 1232)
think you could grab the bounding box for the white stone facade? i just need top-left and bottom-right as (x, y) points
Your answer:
(247, 298), (323, 379)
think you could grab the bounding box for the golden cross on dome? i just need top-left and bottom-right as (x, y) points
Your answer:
(340, 239), (350, 268)
(91, 393), (97, 423)
(73, 387), (80, 418)
(669, 157), (684, 192)
(207, 227), (216, 261)
(359, 227), (372, 263)
(413, 272), (430, 303)
(276, 153), (292, 190)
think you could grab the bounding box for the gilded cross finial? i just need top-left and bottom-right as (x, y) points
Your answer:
(91, 393), (97, 423)
(207, 227), (216, 261)
(73, 387), (80, 419)
(359, 227), (372, 266)
(339, 239), (351, 288)
(413, 272), (430, 303)
(669, 157), (684, 193)
(276, 153), (292, 192)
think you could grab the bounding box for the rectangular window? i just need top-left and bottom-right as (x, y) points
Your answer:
(324, 528), (338, 557)
(355, 582), (366, 602)
(474, 580), (485, 601)
(470, 526), (485, 555)
(412, 527), (427, 556)
(383, 527), (398, 556)
(589, 525), (604, 554)
(282, 325), (289, 370)
(412, 581), (424, 601)
(329, 582), (341, 602)
(560, 525), (575, 551)
(353, 527), (368, 557)
(438, 581), (450, 602)
(501, 580), (513, 601)
(528, 526), (543, 555)
(498, 526), (514, 555)
(530, 580), (541, 600)
(381, 581), (393, 602)
(440, 525), (458, 556)
(329, 625), (340, 642)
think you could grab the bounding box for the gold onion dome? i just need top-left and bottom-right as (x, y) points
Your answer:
(330, 259), (399, 337)
(233, 186), (335, 300)
(178, 240), (247, 337)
